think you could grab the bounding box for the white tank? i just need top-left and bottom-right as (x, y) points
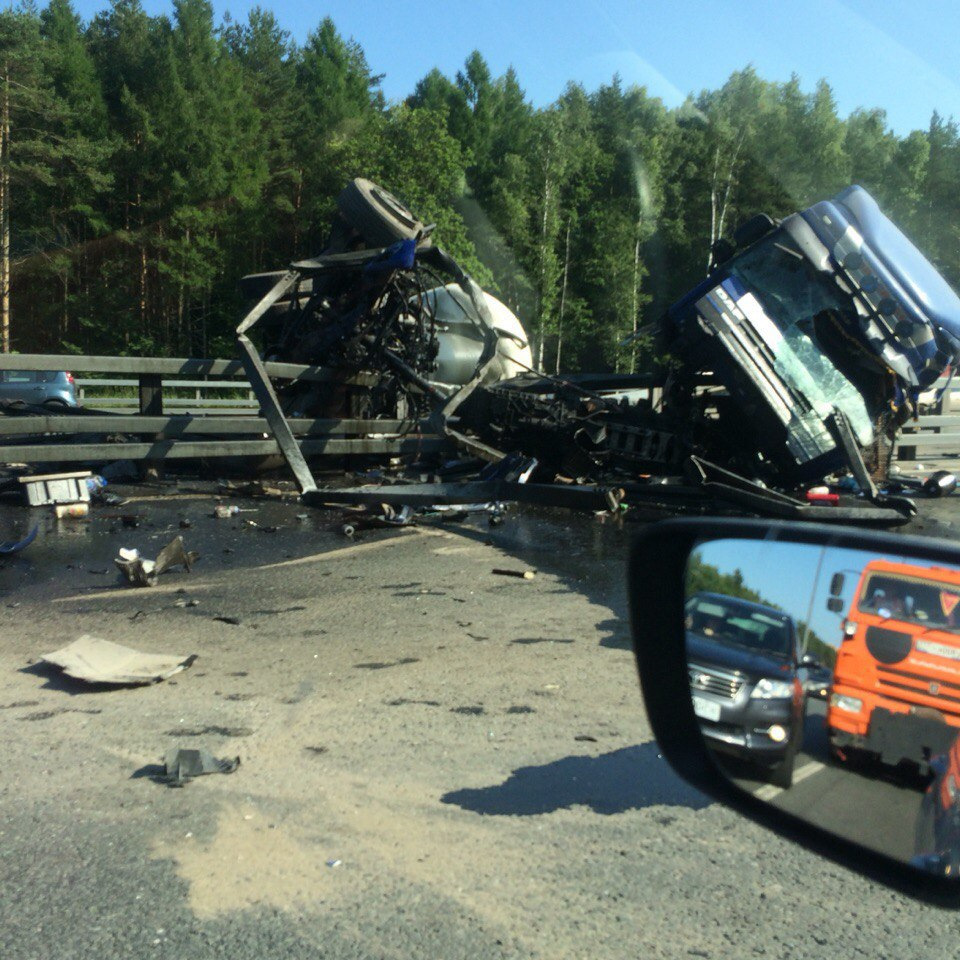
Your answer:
(421, 284), (533, 386)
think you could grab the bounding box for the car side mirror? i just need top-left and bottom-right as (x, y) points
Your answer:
(628, 517), (960, 902)
(826, 596), (844, 613)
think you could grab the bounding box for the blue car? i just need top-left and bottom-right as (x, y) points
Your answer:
(0, 370), (78, 408)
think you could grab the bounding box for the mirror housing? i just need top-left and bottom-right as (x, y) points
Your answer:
(733, 213), (776, 249)
(829, 572), (845, 596)
(710, 238), (735, 268)
(628, 516), (960, 904)
(826, 596), (844, 613)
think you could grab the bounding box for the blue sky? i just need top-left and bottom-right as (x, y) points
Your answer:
(71, 0), (960, 135)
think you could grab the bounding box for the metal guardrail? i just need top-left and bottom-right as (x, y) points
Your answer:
(75, 378), (257, 408)
(0, 354), (443, 465)
(894, 376), (960, 473)
(0, 353), (375, 383)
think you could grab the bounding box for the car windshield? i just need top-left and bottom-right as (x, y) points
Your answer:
(687, 596), (792, 659)
(728, 235), (873, 444)
(858, 572), (960, 634)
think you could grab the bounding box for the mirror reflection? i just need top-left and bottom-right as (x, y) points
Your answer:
(685, 538), (960, 877)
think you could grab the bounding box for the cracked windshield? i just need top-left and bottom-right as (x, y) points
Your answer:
(1, 0), (960, 957)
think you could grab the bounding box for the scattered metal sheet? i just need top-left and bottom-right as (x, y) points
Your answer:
(39, 635), (197, 685)
(308, 481), (622, 513)
(162, 748), (240, 787)
(115, 535), (199, 587)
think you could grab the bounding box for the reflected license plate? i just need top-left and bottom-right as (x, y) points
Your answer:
(692, 695), (721, 722)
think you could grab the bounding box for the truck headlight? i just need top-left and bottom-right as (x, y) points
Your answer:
(750, 678), (794, 699)
(830, 693), (863, 713)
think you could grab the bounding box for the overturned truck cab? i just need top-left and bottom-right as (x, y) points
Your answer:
(657, 185), (960, 487)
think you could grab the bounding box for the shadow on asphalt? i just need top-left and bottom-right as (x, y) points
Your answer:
(18, 660), (121, 695)
(130, 762), (166, 782)
(596, 616), (632, 650)
(440, 742), (711, 815)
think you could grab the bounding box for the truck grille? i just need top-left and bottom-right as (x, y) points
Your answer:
(688, 663), (743, 701)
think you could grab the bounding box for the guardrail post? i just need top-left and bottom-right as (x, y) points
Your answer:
(139, 373), (163, 416)
(897, 443), (916, 462)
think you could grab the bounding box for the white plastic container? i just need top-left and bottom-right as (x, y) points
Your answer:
(19, 471), (92, 507)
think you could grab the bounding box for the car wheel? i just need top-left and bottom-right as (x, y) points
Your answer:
(42, 398), (69, 411)
(768, 744), (796, 789)
(336, 178), (426, 247)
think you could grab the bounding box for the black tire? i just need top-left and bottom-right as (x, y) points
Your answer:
(42, 398), (70, 411)
(768, 744), (796, 789)
(336, 178), (425, 247)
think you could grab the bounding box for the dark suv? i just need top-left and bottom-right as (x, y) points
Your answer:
(685, 592), (807, 788)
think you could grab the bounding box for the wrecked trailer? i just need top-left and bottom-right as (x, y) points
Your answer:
(238, 178), (533, 426)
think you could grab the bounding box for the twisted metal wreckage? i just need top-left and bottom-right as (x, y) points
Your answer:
(4, 178), (960, 526)
(231, 179), (960, 525)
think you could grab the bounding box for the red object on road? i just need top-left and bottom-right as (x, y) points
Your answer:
(805, 491), (839, 504)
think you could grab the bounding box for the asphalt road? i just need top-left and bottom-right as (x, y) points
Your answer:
(1, 484), (959, 960)
(723, 699), (927, 864)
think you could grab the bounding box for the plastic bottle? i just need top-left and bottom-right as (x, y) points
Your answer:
(55, 503), (89, 519)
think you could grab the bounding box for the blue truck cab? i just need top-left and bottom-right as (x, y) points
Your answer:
(659, 186), (960, 482)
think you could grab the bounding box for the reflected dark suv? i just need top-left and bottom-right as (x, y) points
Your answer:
(685, 592), (806, 788)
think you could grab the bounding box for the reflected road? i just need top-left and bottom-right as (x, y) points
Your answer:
(721, 699), (927, 864)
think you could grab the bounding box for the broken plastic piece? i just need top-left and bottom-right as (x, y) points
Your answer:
(40, 635), (197, 685)
(18, 470), (91, 506)
(162, 748), (240, 786)
(805, 491), (839, 505)
(115, 535), (199, 587)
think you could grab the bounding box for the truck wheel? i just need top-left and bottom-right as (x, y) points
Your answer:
(768, 745), (796, 789)
(336, 178), (426, 247)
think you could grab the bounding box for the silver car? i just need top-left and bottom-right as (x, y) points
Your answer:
(0, 370), (78, 408)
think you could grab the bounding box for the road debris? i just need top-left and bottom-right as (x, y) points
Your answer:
(18, 470), (91, 507)
(923, 470), (958, 498)
(493, 568), (536, 580)
(54, 503), (89, 519)
(114, 535), (199, 587)
(161, 748), (240, 787)
(39, 635), (197, 685)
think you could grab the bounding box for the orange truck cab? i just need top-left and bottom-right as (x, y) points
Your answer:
(828, 558), (960, 772)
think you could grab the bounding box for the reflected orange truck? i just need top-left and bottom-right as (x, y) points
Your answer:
(828, 559), (960, 773)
